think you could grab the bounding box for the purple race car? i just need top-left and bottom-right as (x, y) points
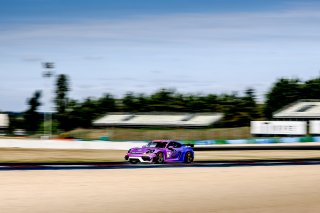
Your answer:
(124, 140), (194, 164)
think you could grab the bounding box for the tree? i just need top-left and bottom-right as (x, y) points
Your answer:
(97, 93), (117, 114)
(149, 88), (176, 111)
(302, 78), (320, 99)
(8, 113), (25, 133)
(122, 92), (137, 112)
(136, 94), (149, 112)
(54, 74), (70, 130)
(204, 94), (221, 112)
(75, 98), (97, 128)
(242, 88), (259, 119)
(24, 91), (42, 133)
(264, 78), (302, 118)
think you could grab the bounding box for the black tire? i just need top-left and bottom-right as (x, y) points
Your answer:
(184, 151), (193, 163)
(155, 152), (165, 164)
(129, 159), (139, 164)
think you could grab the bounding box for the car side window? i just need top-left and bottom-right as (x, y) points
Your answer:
(169, 142), (181, 148)
(173, 142), (182, 148)
(167, 142), (174, 148)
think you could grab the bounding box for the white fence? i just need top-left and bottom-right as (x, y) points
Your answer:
(0, 139), (147, 150)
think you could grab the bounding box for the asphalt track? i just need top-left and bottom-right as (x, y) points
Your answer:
(1, 159), (320, 171)
(2, 144), (320, 170)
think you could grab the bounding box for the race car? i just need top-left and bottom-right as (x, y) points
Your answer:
(124, 140), (194, 164)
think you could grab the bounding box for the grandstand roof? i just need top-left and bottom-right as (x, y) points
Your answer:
(93, 113), (223, 127)
(0, 114), (9, 128)
(273, 99), (320, 118)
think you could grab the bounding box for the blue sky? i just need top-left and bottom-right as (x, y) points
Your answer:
(1, 0), (320, 111)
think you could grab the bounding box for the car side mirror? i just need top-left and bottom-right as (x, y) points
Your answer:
(168, 145), (174, 150)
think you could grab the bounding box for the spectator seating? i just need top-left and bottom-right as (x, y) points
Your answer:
(93, 114), (134, 126)
(183, 114), (223, 127)
(93, 113), (223, 127)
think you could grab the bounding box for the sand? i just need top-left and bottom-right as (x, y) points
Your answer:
(1, 165), (320, 213)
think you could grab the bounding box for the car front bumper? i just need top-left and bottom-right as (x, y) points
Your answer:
(125, 154), (155, 163)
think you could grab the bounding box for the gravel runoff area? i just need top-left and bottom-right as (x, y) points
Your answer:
(1, 165), (320, 213)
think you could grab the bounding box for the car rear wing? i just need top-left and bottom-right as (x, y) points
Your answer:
(184, 144), (194, 148)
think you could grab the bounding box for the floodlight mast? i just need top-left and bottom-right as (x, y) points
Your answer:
(42, 62), (55, 139)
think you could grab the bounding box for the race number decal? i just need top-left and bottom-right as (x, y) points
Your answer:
(167, 151), (171, 158)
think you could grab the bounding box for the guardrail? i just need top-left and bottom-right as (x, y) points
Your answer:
(1, 137), (320, 151)
(182, 136), (320, 146)
(193, 144), (320, 151)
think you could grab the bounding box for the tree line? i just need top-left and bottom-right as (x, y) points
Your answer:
(7, 75), (320, 134)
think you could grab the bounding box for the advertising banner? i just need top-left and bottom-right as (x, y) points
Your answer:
(251, 121), (307, 135)
(309, 120), (320, 134)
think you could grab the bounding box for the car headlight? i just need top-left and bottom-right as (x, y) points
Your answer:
(128, 149), (132, 153)
(146, 149), (155, 154)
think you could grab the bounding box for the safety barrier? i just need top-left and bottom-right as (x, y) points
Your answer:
(182, 136), (319, 145)
(0, 137), (319, 150)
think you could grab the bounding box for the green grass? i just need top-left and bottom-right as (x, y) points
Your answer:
(59, 127), (251, 141)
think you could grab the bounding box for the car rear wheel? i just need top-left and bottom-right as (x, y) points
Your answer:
(155, 152), (164, 164)
(184, 151), (193, 163)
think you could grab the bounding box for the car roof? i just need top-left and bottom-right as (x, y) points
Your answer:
(151, 140), (179, 143)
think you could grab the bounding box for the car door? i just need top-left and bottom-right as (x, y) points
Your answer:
(166, 142), (183, 161)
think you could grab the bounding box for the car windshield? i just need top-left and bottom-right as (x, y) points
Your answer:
(146, 142), (167, 148)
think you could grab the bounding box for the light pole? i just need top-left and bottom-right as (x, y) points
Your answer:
(42, 62), (55, 139)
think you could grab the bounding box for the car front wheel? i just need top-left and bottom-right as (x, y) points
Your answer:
(155, 152), (164, 164)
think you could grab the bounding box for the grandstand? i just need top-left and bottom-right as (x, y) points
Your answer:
(273, 99), (320, 119)
(122, 114), (187, 126)
(183, 114), (223, 127)
(93, 113), (223, 128)
(93, 114), (134, 126)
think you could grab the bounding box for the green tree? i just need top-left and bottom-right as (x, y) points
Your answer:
(76, 98), (98, 128)
(122, 92), (137, 112)
(54, 74), (70, 130)
(218, 93), (243, 127)
(185, 95), (207, 112)
(97, 93), (117, 114)
(8, 113), (24, 134)
(24, 91), (42, 133)
(204, 94), (221, 112)
(149, 88), (176, 111)
(242, 88), (259, 119)
(302, 78), (320, 99)
(136, 94), (150, 112)
(264, 78), (302, 118)
(61, 99), (82, 131)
